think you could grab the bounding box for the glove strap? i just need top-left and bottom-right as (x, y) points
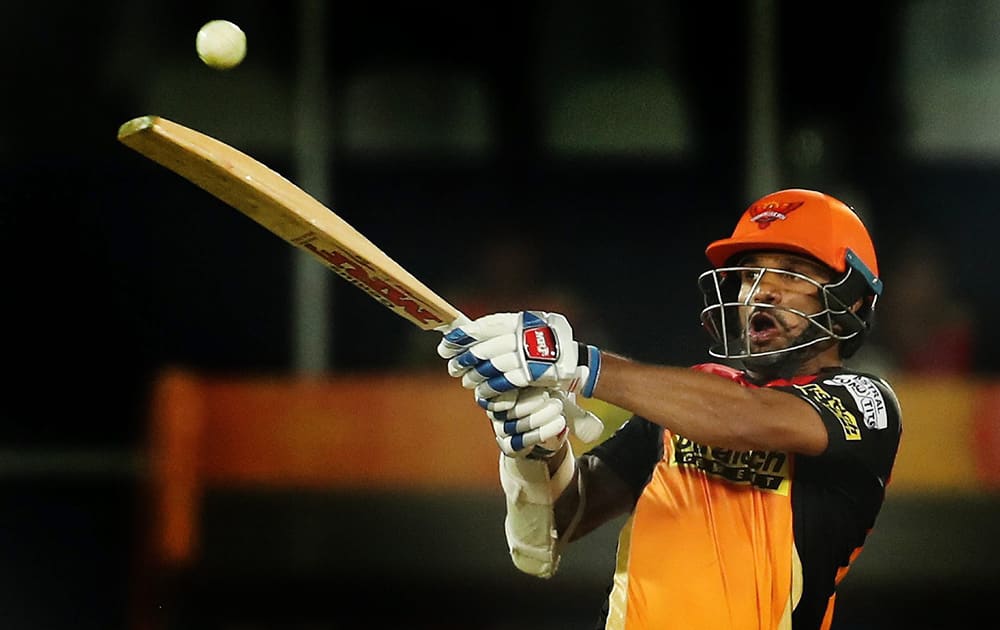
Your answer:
(577, 343), (602, 398)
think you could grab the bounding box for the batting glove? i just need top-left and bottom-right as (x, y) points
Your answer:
(438, 311), (602, 400)
(481, 387), (569, 458)
(480, 388), (604, 446)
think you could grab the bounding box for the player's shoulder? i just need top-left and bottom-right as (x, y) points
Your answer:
(817, 367), (899, 400)
(811, 367), (902, 429)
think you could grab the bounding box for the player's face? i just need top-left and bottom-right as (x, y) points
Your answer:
(735, 252), (833, 355)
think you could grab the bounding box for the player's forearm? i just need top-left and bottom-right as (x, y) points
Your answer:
(553, 453), (634, 541)
(591, 352), (823, 453)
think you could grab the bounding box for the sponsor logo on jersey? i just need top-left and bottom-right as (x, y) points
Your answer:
(823, 374), (888, 430)
(671, 436), (791, 494)
(523, 326), (558, 361)
(795, 383), (862, 440)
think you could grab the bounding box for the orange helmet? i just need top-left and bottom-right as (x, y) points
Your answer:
(700, 189), (883, 361)
(705, 188), (880, 282)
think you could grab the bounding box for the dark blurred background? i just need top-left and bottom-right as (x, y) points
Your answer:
(3, 1), (1000, 629)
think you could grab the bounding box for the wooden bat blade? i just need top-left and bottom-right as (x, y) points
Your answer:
(117, 115), (462, 331)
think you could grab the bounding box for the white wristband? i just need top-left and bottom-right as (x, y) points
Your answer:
(548, 447), (576, 501)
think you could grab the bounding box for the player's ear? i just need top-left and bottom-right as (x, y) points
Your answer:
(829, 298), (865, 336)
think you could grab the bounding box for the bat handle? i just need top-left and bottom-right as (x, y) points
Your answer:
(435, 312), (471, 333)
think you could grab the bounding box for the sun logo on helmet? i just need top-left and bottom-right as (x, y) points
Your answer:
(748, 200), (804, 229)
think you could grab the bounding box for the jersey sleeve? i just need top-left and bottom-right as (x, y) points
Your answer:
(585, 415), (663, 503)
(774, 370), (902, 484)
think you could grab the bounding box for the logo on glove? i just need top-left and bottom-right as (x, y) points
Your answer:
(523, 326), (558, 362)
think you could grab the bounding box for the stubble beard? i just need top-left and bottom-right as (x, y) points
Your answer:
(740, 319), (830, 380)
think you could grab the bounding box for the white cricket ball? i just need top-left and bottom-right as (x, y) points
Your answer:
(196, 20), (246, 70)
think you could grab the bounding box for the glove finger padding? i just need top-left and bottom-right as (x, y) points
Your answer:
(496, 414), (567, 458)
(451, 342), (523, 385)
(437, 313), (521, 359)
(481, 387), (551, 418)
(485, 388), (568, 458)
(461, 353), (526, 390)
(491, 395), (563, 435)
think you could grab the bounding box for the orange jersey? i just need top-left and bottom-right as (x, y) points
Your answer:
(588, 363), (902, 630)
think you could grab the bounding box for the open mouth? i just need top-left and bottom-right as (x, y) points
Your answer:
(748, 311), (781, 343)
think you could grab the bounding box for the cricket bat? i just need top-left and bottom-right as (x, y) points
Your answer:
(116, 114), (603, 440)
(117, 114), (460, 330)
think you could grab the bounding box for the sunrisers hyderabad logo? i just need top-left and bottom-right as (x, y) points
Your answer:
(749, 200), (804, 229)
